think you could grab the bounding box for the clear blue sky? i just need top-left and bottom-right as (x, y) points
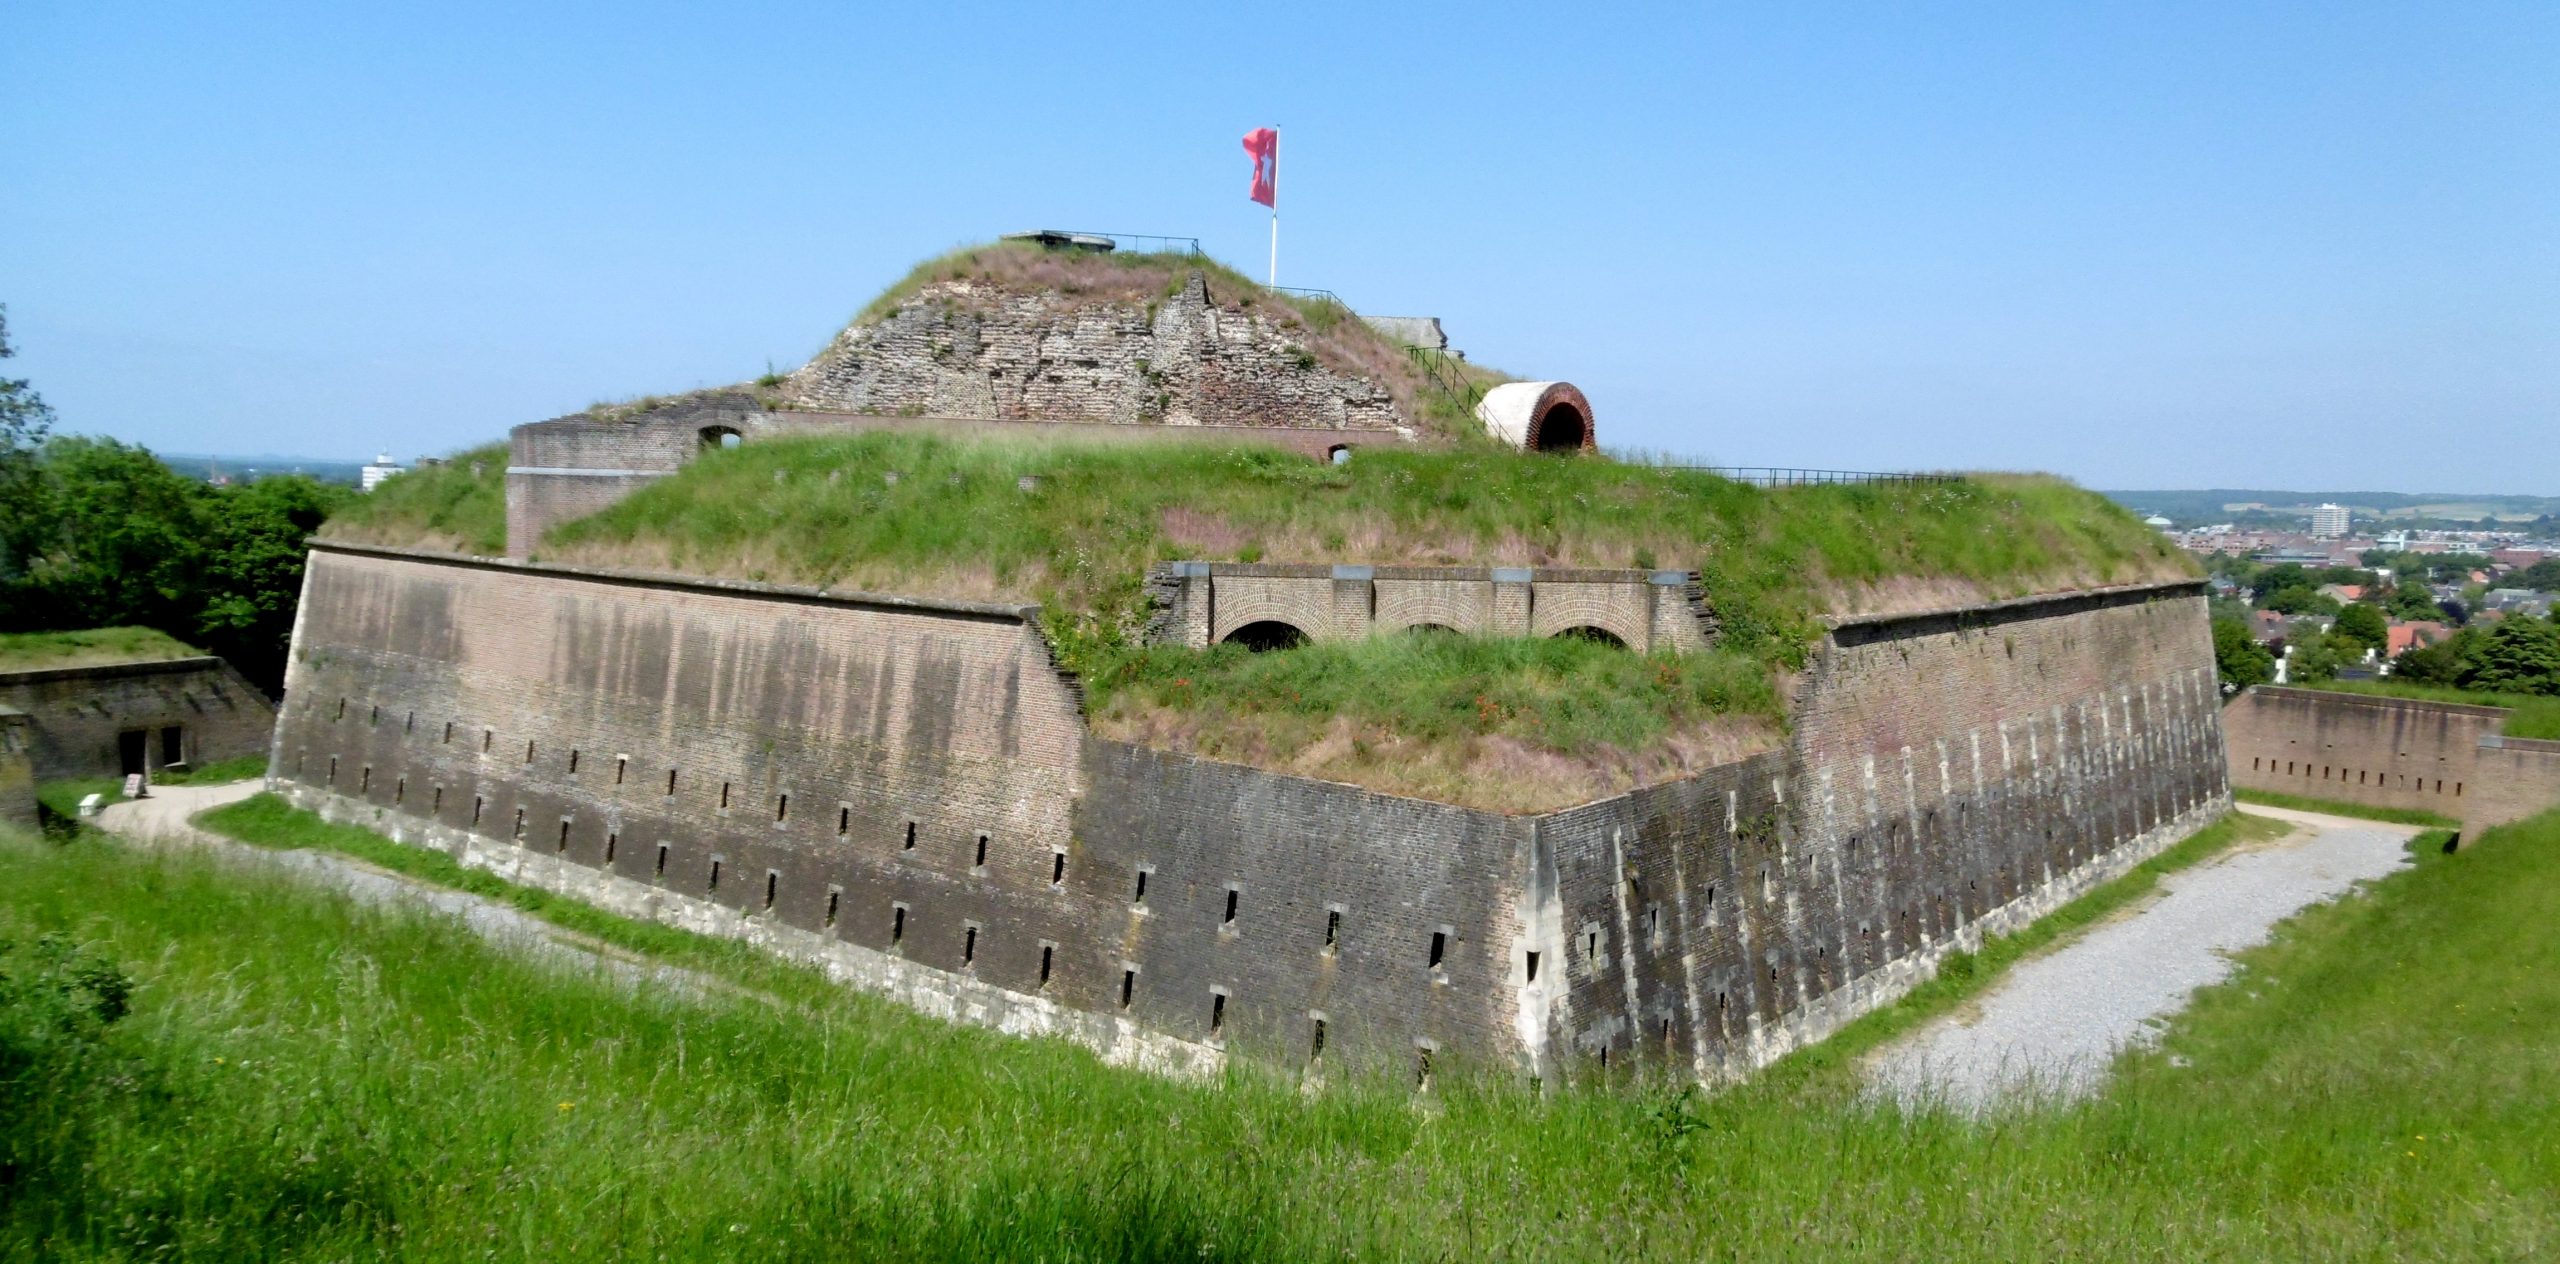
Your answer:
(4, 1), (2552, 490)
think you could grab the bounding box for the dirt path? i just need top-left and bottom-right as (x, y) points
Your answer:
(95, 781), (739, 1003)
(1866, 806), (2422, 1111)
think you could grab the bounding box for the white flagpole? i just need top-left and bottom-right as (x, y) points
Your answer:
(1267, 126), (1279, 286)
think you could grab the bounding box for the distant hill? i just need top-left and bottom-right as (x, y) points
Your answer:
(2104, 488), (2560, 526)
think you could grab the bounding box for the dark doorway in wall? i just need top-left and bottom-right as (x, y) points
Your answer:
(1532, 404), (1587, 452)
(118, 730), (146, 778)
(1555, 625), (1627, 650)
(159, 726), (184, 767)
(699, 425), (743, 452)
(1223, 620), (1309, 653)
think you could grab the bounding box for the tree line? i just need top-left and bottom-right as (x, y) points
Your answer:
(0, 306), (347, 693)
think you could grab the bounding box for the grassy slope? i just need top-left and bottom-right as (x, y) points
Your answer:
(5, 801), (2552, 1259)
(535, 432), (2187, 809)
(2300, 677), (2560, 741)
(319, 443), (508, 556)
(0, 626), (198, 672)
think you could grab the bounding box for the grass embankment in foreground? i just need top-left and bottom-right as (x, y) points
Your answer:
(8, 800), (2553, 1258)
(319, 443), (508, 556)
(2235, 786), (2464, 829)
(532, 433), (2184, 808)
(0, 626), (197, 673)
(2301, 677), (2560, 741)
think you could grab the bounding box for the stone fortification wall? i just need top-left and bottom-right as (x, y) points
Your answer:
(2222, 686), (2560, 839)
(2464, 737), (2560, 835)
(1075, 743), (1534, 1075)
(1537, 581), (2228, 1081)
(0, 657), (277, 781)
(2222, 686), (2498, 816)
(273, 548), (2231, 1084)
(276, 544), (1520, 1074)
(781, 276), (1409, 434)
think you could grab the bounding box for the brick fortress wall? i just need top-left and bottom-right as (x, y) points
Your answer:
(2223, 686), (2560, 839)
(1537, 582), (2228, 1082)
(272, 548), (2230, 1083)
(274, 543), (1527, 1077)
(0, 657), (277, 781)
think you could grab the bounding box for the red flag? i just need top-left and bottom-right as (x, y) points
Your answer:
(1242, 127), (1277, 207)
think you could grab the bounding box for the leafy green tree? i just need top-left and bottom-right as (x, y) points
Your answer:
(9, 438), (208, 634)
(2392, 628), (2476, 685)
(195, 473), (350, 686)
(2262, 586), (2340, 616)
(2513, 558), (2560, 593)
(2212, 617), (2275, 693)
(2332, 603), (2388, 654)
(2289, 636), (2346, 684)
(0, 306), (55, 581)
(0, 432), (345, 693)
(2384, 583), (2448, 622)
(2462, 617), (2560, 697)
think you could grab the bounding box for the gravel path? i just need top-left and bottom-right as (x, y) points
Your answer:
(1866, 806), (2420, 1111)
(95, 781), (735, 1002)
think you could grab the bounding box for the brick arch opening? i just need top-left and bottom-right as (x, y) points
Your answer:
(1532, 403), (1587, 453)
(699, 425), (743, 451)
(1223, 620), (1309, 652)
(1554, 625), (1627, 650)
(1403, 622), (1461, 636)
(1475, 381), (1598, 454)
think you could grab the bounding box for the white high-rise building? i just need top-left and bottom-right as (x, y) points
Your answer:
(2310, 503), (2350, 538)
(360, 453), (407, 492)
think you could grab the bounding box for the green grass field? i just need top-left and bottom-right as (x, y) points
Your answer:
(4, 801), (2552, 1259)
(2301, 678), (2560, 741)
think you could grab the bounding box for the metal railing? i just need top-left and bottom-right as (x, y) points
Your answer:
(1270, 285), (1350, 307)
(1010, 230), (1200, 256)
(1653, 466), (1965, 488)
(1405, 345), (1488, 409)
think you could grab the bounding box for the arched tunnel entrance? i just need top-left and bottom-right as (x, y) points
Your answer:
(1223, 621), (1309, 652)
(1474, 382), (1597, 454)
(1532, 404), (1587, 452)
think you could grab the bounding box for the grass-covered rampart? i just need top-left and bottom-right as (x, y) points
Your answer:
(525, 432), (2185, 807)
(4, 802), (2552, 1258)
(319, 443), (507, 556)
(0, 626), (198, 672)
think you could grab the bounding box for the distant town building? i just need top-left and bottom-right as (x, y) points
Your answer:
(2310, 503), (2351, 538)
(360, 453), (407, 492)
